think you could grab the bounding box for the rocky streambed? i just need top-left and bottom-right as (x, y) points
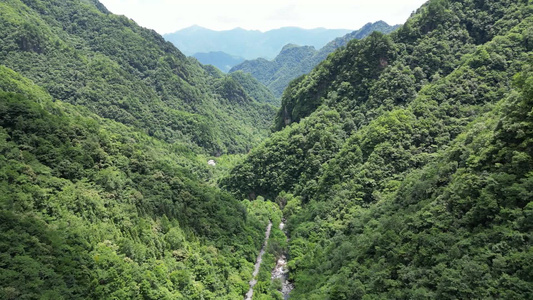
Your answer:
(245, 219), (293, 300)
(271, 220), (293, 299)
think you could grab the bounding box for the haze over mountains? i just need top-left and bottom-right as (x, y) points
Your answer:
(175, 21), (398, 82)
(163, 26), (352, 60)
(231, 21), (400, 97)
(192, 51), (245, 73)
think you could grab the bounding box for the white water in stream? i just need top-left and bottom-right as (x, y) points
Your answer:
(245, 220), (294, 300)
(245, 221), (272, 300)
(271, 221), (294, 299)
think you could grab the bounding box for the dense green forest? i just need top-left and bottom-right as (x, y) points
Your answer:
(2, 0), (533, 299)
(223, 0), (533, 298)
(0, 64), (286, 299)
(0, 0), (276, 155)
(0, 0), (281, 299)
(230, 21), (399, 98)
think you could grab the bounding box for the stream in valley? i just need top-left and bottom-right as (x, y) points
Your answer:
(245, 221), (272, 300)
(245, 219), (293, 300)
(271, 220), (293, 299)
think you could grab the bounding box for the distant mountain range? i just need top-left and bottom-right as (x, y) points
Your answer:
(164, 26), (352, 60)
(230, 21), (400, 97)
(192, 51), (245, 73)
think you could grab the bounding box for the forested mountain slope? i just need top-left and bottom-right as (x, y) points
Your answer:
(230, 21), (399, 98)
(0, 0), (284, 299)
(228, 71), (280, 106)
(318, 21), (401, 56)
(2, 0), (532, 299)
(0, 55), (283, 300)
(0, 0), (275, 155)
(222, 0), (533, 298)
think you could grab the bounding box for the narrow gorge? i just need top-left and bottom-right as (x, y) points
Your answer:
(245, 221), (272, 300)
(245, 217), (293, 300)
(271, 220), (293, 299)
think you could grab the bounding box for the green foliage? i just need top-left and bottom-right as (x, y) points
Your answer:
(0, 0), (274, 154)
(272, 0), (529, 133)
(1, 0), (532, 299)
(273, 31), (397, 131)
(222, 108), (346, 200)
(227, 0), (532, 200)
(229, 71), (280, 106)
(223, 0), (533, 298)
(0, 66), (279, 299)
(251, 201), (287, 300)
(288, 65), (533, 299)
(231, 21), (399, 98)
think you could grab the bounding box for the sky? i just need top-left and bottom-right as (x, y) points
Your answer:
(99, 0), (428, 34)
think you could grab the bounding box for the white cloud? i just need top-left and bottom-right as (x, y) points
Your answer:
(268, 3), (300, 22)
(99, 0), (428, 34)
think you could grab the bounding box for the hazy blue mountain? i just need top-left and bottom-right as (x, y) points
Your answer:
(164, 26), (352, 59)
(193, 51), (245, 73)
(230, 21), (400, 97)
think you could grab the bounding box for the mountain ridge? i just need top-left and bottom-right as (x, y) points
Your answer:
(164, 26), (352, 59)
(230, 21), (400, 97)
(0, 0), (283, 298)
(192, 51), (245, 73)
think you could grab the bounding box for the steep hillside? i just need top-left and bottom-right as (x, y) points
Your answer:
(222, 0), (533, 298)
(230, 44), (318, 98)
(193, 51), (245, 73)
(230, 21), (399, 97)
(0, 0), (286, 298)
(0, 0), (275, 155)
(228, 71), (280, 106)
(164, 26), (352, 59)
(285, 64), (533, 299)
(0, 64), (284, 299)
